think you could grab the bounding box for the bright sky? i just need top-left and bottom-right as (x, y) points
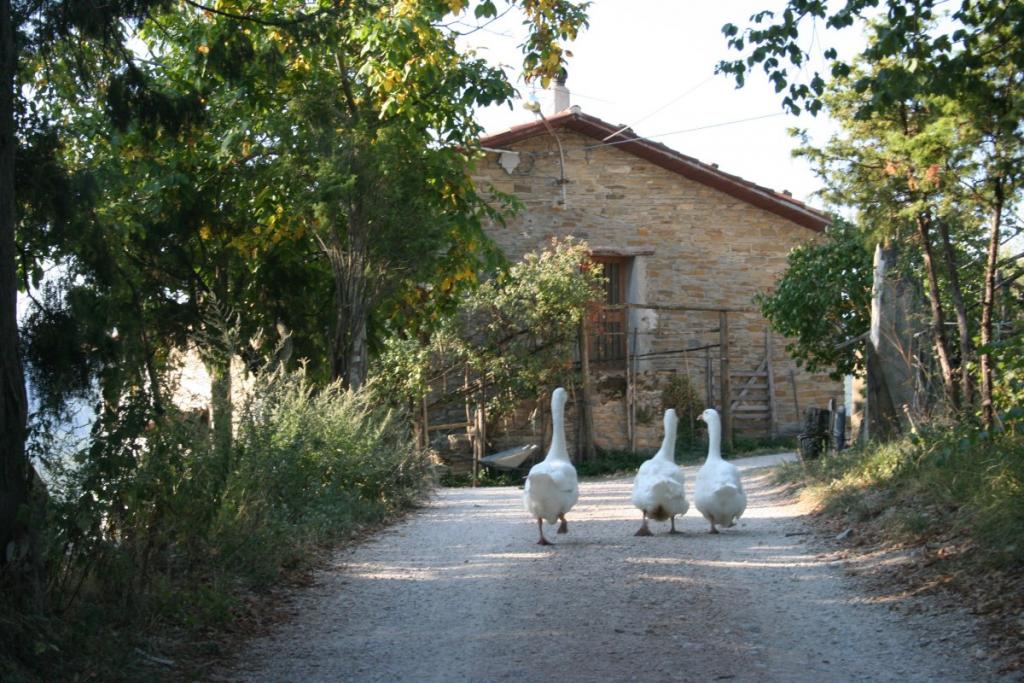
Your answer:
(457, 1), (869, 207)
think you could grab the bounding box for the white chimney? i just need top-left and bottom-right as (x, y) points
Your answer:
(552, 69), (570, 113)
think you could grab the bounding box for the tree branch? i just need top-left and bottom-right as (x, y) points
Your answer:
(182, 0), (348, 27)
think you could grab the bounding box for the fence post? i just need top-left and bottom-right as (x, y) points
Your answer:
(766, 328), (778, 439)
(578, 320), (596, 461)
(464, 366), (477, 487)
(629, 327), (638, 453)
(421, 395), (429, 449)
(624, 321), (633, 453)
(719, 310), (733, 451)
(705, 346), (713, 407)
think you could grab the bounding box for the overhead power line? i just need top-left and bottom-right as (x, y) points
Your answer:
(600, 74), (718, 142)
(583, 112), (788, 151)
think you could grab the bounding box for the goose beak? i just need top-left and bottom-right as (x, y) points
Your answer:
(697, 414), (705, 422)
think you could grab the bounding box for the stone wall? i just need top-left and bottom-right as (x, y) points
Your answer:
(469, 129), (843, 453)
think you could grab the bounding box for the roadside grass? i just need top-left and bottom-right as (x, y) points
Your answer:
(775, 424), (1024, 570)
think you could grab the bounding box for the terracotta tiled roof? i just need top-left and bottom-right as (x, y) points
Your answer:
(479, 109), (830, 232)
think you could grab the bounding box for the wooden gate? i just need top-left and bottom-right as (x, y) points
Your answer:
(727, 329), (778, 438)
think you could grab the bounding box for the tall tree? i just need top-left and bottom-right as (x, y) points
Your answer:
(724, 0), (1024, 426)
(2, 0), (174, 572)
(138, 0), (588, 390)
(792, 59), (973, 412)
(954, 21), (1024, 427)
(1, 0), (27, 568)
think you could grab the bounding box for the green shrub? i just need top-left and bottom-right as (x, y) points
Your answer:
(3, 366), (431, 680)
(660, 374), (703, 452)
(575, 450), (649, 477)
(440, 467), (523, 487)
(214, 369), (432, 584)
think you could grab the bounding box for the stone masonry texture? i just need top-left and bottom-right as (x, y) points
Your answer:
(470, 127), (842, 453)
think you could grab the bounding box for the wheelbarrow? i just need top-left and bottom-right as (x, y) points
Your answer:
(479, 444), (539, 472)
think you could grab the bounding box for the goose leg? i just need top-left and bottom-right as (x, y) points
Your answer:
(708, 521), (719, 534)
(557, 514), (569, 534)
(668, 516), (683, 535)
(537, 518), (552, 545)
(635, 511), (653, 536)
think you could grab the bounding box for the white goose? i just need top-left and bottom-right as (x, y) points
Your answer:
(694, 408), (747, 533)
(631, 409), (689, 536)
(523, 387), (579, 545)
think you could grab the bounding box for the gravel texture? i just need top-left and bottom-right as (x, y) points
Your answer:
(222, 453), (1016, 682)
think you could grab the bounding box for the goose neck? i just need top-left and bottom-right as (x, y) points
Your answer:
(548, 396), (569, 461)
(706, 416), (723, 460)
(657, 419), (677, 461)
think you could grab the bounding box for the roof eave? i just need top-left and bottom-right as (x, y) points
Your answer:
(479, 112), (830, 233)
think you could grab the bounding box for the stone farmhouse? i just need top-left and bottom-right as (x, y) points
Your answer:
(464, 89), (844, 457)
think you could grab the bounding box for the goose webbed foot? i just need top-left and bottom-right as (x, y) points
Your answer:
(536, 518), (553, 545)
(668, 517), (683, 535)
(635, 512), (652, 536)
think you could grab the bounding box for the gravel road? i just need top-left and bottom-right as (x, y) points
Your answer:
(223, 453), (1015, 682)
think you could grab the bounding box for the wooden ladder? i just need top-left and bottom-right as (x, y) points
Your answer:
(727, 330), (778, 437)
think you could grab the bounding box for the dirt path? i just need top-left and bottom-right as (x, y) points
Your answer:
(223, 454), (1015, 682)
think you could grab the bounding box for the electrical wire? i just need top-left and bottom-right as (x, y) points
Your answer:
(570, 342), (722, 366)
(582, 112), (787, 151)
(600, 74), (718, 142)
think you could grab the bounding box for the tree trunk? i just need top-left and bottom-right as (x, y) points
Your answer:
(0, 0), (30, 568)
(719, 311), (733, 451)
(867, 243), (932, 440)
(914, 213), (960, 412)
(979, 178), (1004, 429)
(347, 311), (368, 391)
(577, 320), (596, 461)
(323, 216), (371, 391)
(326, 247), (369, 390)
(865, 344), (902, 442)
(209, 359), (232, 491)
(935, 217), (974, 407)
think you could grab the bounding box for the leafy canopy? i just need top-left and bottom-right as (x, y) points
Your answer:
(756, 218), (873, 379)
(719, 0), (1024, 116)
(18, 0), (592, 408)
